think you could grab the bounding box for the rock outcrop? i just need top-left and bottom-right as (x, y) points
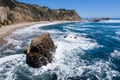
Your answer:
(0, 0), (81, 27)
(0, 7), (8, 26)
(90, 18), (109, 22)
(24, 33), (55, 68)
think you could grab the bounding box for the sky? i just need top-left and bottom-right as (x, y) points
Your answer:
(17, 0), (120, 18)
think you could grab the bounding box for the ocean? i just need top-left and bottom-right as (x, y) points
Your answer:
(0, 19), (120, 80)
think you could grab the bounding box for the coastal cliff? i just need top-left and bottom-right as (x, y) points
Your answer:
(0, 0), (81, 27)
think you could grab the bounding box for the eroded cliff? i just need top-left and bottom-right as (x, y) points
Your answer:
(0, 0), (82, 27)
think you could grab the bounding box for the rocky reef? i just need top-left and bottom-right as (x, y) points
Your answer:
(90, 18), (109, 22)
(0, 0), (81, 27)
(24, 33), (55, 68)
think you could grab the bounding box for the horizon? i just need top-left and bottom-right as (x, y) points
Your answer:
(17, 0), (120, 18)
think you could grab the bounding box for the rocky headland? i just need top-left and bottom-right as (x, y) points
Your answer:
(0, 0), (81, 27)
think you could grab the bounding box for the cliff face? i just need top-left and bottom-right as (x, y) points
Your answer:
(0, 0), (81, 26)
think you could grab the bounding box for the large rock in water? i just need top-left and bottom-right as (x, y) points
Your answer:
(24, 33), (55, 68)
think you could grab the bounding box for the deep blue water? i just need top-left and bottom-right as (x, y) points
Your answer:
(0, 20), (120, 80)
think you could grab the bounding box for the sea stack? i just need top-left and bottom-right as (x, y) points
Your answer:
(24, 33), (55, 68)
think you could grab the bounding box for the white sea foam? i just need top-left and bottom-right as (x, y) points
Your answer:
(63, 33), (102, 50)
(80, 60), (120, 80)
(2, 37), (23, 53)
(64, 25), (90, 31)
(33, 52), (119, 80)
(1, 22), (118, 79)
(3, 49), (15, 53)
(30, 33), (103, 78)
(40, 29), (63, 34)
(0, 52), (119, 80)
(112, 36), (120, 41)
(109, 50), (120, 76)
(116, 31), (120, 35)
(0, 54), (26, 80)
(76, 28), (90, 31)
(0, 54), (25, 65)
(7, 22), (66, 38)
(66, 24), (76, 27)
(105, 26), (120, 29)
(100, 20), (120, 23)
(110, 50), (120, 59)
(5, 22), (65, 41)
(9, 24), (41, 37)
(0, 34), (117, 80)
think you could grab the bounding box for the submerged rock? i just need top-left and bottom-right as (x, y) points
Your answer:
(24, 33), (55, 68)
(64, 35), (67, 38)
(91, 18), (100, 22)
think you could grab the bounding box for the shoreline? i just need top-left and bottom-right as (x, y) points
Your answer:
(0, 21), (81, 46)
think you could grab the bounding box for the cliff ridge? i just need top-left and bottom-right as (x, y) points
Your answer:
(0, 0), (82, 26)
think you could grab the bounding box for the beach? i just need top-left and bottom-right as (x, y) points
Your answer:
(0, 21), (46, 46)
(0, 21), (81, 46)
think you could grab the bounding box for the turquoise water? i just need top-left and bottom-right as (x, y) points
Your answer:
(0, 20), (120, 80)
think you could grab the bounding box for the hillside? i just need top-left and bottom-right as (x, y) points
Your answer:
(0, 0), (81, 27)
